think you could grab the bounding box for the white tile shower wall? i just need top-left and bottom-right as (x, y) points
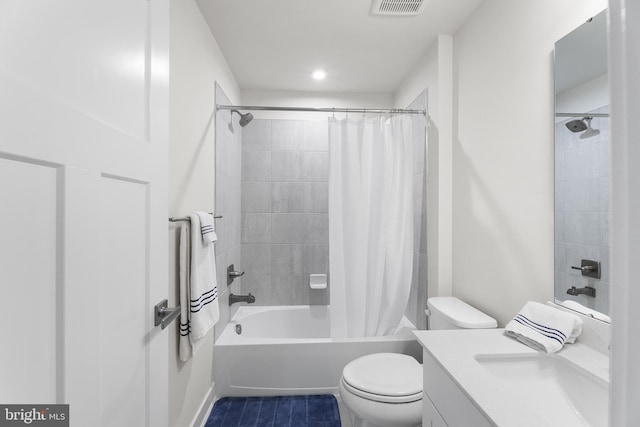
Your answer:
(554, 106), (609, 314)
(405, 92), (428, 329)
(214, 84), (243, 337)
(241, 119), (330, 305)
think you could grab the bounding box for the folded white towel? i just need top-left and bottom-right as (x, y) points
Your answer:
(197, 211), (217, 245)
(178, 214), (220, 362)
(504, 301), (583, 353)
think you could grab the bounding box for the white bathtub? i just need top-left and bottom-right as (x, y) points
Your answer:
(213, 305), (422, 397)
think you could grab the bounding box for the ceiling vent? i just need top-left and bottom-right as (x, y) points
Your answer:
(370, 0), (427, 16)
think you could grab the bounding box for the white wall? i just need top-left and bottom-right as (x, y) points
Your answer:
(395, 0), (607, 326)
(395, 36), (454, 307)
(395, 38), (439, 112)
(168, 1), (240, 426)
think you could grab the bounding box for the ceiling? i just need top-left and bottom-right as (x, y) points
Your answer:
(196, 0), (483, 93)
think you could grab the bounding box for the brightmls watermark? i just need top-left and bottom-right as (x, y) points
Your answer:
(0, 405), (68, 426)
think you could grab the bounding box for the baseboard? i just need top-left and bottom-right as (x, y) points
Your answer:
(191, 384), (215, 427)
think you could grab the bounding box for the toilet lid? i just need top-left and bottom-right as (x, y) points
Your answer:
(342, 353), (422, 400)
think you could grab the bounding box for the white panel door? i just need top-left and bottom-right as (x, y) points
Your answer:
(0, 1), (169, 426)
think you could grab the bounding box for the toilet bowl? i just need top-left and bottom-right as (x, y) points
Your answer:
(339, 297), (498, 427)
(338, 353), (422, 427)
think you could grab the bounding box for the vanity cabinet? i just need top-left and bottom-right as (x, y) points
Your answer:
(422, 349), (493, 427)
(422, 391), (447, 427)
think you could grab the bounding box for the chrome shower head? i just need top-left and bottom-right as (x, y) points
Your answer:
(580, 117), (600, 139)
(231, 110), (254, 127)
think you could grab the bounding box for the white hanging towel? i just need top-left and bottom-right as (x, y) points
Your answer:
(199, 212), (218, 244)
(504, 301), (583, 353)
(179, 223), (192, 361)
(179, 212), (220, 361)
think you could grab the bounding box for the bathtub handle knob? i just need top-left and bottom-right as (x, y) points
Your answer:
(227, 264), (245, 285)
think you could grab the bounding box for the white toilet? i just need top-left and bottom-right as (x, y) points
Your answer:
(339, 297), (497, 427)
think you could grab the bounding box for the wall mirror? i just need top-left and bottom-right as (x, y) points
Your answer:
(554, 9), (610, 320)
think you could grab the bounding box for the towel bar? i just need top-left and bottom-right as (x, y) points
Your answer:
(169, 213), (223, 222)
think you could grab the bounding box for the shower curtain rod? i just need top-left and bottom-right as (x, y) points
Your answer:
(556, 112), (610, 117)
(216, 104), (427, 116)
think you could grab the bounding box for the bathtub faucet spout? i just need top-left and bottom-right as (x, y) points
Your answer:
(229, 293), (256, 305)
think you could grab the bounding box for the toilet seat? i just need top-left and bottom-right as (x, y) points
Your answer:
(341, 353), (422, 404)
(341, 377), (422, 403)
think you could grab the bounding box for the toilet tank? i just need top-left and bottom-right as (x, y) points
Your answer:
(427, 297), (497, 330)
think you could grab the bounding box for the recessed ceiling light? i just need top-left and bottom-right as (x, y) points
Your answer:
(312, 69), (326, 80)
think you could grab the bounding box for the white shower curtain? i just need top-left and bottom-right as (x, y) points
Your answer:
(329, 115), (414, 337)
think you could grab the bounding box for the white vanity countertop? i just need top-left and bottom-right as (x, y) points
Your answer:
(414, 329), (609, 427)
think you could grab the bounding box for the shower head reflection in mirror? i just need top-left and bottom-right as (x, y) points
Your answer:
(565, 117), (601, 139)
